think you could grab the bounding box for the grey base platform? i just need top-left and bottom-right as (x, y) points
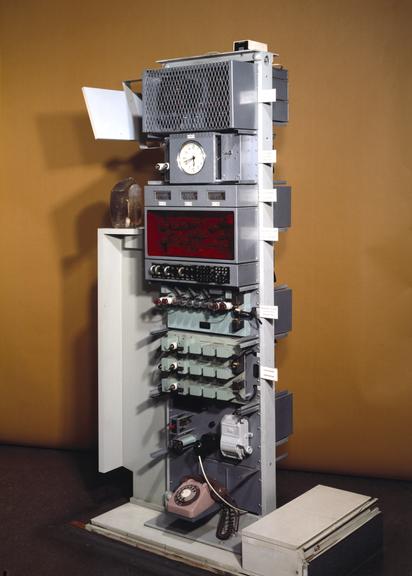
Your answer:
(88, 487), (383, 576)
(145, 510), (257, 555)
(88, 502), (247, 575)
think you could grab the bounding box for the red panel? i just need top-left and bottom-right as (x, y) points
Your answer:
(147, 210), (235, 260)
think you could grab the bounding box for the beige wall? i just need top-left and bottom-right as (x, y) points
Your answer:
(1, 0), (411, 478)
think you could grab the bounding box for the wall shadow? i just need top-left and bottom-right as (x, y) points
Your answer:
(38, 111), (162, 457)
(37, 113), (140, 169)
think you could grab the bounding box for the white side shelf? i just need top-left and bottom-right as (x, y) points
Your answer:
(98, 228), (166, 505)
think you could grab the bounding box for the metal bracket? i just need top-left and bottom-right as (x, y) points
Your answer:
(259, 188), (277, 203)
(258, 305), (278, 320)
(258, 88), (277, 103)
(150, 327), (168, 338)
(276, 452), (288, 463)
(239, 336), (259, 349)
(259, 150), (277, 164)
(260, 366), (278, 382)
(260, 227), (279, 242)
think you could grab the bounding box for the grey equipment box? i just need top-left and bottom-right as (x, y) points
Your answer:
(274, 285), (292, 336)
(144, 184), (258, 207)
(143, 60), (257, 134)
(168, 132), (258, 184)
(272, 67), (289, 124)
(273, 183), (291, 230)
(275, 390), (293, 442)
(144, 206), (258, 264)
(242, 485), (382, 576)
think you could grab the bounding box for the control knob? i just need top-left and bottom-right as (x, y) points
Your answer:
(155, 162), (170, 173)
(219, 301), (234, 311)
(161, 296), (174, 305)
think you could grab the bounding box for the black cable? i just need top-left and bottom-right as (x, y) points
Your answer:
(216, 506), (240, 540)
(197, 455), (246, 541)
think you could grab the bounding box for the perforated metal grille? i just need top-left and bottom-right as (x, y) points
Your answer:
(143, 62), (232, 133)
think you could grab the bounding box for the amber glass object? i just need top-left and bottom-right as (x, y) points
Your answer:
(110, 177), (142, 228)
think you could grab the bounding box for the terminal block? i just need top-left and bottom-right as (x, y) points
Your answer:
(159, 331), (257, 403)
(161, 331), (246, 359)
(159, 355), (243, 379)
(161, 377), (248, 402)
(159, 287), (258, 337)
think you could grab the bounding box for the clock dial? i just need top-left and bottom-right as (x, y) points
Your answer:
(177, 141), (206, 175)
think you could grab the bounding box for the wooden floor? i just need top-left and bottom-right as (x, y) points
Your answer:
(0, 445), (410, 576)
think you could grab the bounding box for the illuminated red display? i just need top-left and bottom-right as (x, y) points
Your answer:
(147, 210), (235, 260)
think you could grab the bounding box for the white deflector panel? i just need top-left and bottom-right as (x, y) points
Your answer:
(82, 86), (141, 140)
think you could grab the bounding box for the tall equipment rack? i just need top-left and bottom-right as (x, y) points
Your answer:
(83, 39), (293, 569)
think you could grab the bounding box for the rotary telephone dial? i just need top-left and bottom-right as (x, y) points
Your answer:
(166, 474), (240, 540)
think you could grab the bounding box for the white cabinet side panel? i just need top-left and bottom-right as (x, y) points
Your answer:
(98, 232), (124, 472)
(98, 229), (166, 504)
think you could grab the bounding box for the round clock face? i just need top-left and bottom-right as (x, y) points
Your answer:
(177, 141), (206, 175)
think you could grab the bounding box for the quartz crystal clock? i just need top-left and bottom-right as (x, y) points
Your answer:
(168, 132), (258, 185)
(177, 141), (206, 175)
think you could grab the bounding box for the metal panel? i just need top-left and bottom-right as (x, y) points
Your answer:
(273, 185), (291, 229)
(231, 60), (258, 130)
(307, 513), (382, 576)
(239, 134), (259, 182)
(272, 68), (288, 100)
(274, 285), (292, 336)
(256, 51), (277, 515)
(273, 101), (289, 124)
(272, 67), (289, 124)
(275, 391), (293, 441)
(145, 260), (258, 288)
(144, 184), (258, 207)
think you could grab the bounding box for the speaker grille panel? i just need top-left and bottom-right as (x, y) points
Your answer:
(143, 62), (232, 133)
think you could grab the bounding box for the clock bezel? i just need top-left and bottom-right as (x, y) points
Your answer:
(176, 140), (206, 175)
